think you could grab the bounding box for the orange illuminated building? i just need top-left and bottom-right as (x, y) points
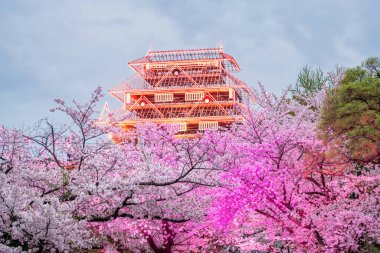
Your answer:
(98, 47), (255, 137)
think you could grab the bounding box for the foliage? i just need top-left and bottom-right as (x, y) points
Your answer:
(1, 70), (380, 252)
(320, 57), (380, 164)
(0, 88), (230, 252)
(210, 83), (380, 252)
(292, 65), (345, 97)
(292, 65), (326, 96)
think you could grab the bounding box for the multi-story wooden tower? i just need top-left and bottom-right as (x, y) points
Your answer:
(98, 47), (254, 137)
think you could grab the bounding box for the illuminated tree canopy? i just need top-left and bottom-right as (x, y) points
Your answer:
(1, 58), (380, 253)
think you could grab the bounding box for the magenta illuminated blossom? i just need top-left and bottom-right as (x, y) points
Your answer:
(1, 85), (379, 252)
(209, 84), (380, 252)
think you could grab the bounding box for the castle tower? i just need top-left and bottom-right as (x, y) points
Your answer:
(99, 47), (254, 137)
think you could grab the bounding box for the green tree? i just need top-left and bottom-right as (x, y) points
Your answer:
(292, 65), (345, 97)
(362, 57), (380, 78)
(320, 57), (380, 164)
(292, 65), (326, 96)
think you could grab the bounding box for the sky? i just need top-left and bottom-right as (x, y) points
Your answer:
(0, 0), (379, 127)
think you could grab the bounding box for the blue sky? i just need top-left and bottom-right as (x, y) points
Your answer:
(0, 0), (379, 127)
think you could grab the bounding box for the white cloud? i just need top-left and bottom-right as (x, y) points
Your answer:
(0, 0), (378, 127)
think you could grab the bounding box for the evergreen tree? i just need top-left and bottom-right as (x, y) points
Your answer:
(320, 57), (380, 164)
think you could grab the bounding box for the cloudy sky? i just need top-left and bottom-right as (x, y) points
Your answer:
(1, 0), (379, 127)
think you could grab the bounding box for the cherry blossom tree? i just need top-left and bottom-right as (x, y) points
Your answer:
(1, 82), (380, 252)
(209, 83), (380, 252)
(0, 127), (95, 252)
(1, 87), (231, 252)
